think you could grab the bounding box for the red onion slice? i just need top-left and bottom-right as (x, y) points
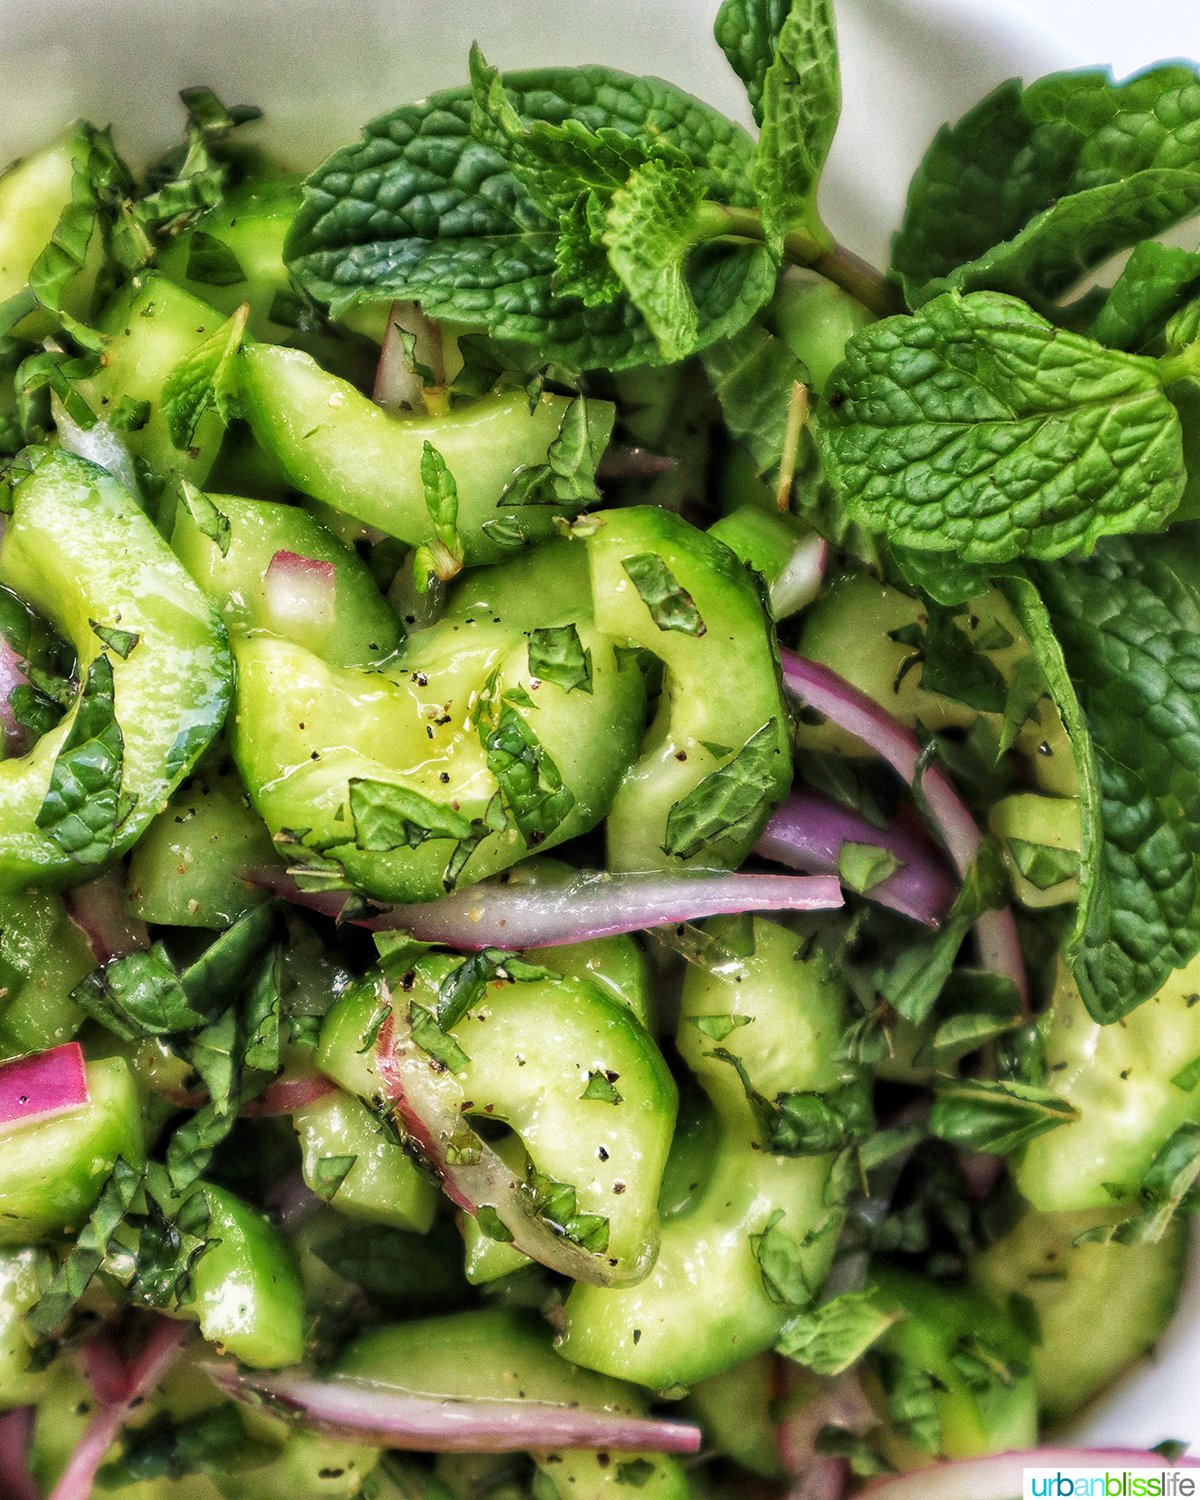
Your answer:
(376, 1006), (649, 1287)
(245, 866), (843, 948)
(0, 1043), (89, 1128)
(755, 792), (954, 927)
(374, 300), (445, 414)
(264, 550), (336, 640)
(860, 1449), (1200, 1500)
(65, 870), (150, 965)
(51, 1318), (189, 1500)
(0, 636), (33, 758)
(202, 1361), (702, 1455)
(0, 1407), (39, 1500)
(780, 649), (1028, 1008)
(771, 534), (828, 619)
(241, 1073), (337, 1117)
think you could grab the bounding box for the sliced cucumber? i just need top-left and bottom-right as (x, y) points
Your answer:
(971, 1207), (1188, 1422)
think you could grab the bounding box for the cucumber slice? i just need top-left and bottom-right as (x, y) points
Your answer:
(75, 274), (232, 495)
(0, 887), (93, 1060)
(238, 343), (614, 563)
(292, 1087), (438, 1233)
(1016, 959), (1200, 1212)
(0, 448), (230, 891)
(126, 765), (279, 929)
(0, 1246), (54, 1408)
(0, 1056), (145, 1244)
(971, 1207), (1188, 1422)
(170, 490), (401, 668)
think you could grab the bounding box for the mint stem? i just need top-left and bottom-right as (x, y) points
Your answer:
(1159, 341), (1200, 386)
(694, 202), (903, 318)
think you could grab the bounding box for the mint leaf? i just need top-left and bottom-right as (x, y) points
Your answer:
(752, 0), (840, 251)
(482, 703), (575, 846)
(134, 87), (262, 240)
(581, 1070), (622, 1104)
(778, 1288), (898, 1376)
(622, 553), (706, 635)
(601, 158), (708, 362)
(929, 1076), (1078, 1155)
(413, 441), (464, 592)
(285, 67), (773, 371)
(1090, 242), (1200, 353)
(664, 719), (785, 860)
(1076, 1123), (1200, 1246)
(409, 1001), (471, 1073)
(349, 778), (475, 852)
(893, 65), (1200, 308)
(1034, 544), (1200, 1022)
(528, 624), (592, 694)
(714, 0), (790, 124)
(185, 231), (247, 287)
(702, 319), (812, 479)
(90, 620), (138, 660)
(36, 654), (124, 864)
(819, 291), (1185, 563)
(178, 480), (231, 557)
(28, 1156), (143, 1334)
(312, 1154), (357, 1200)
(72, 944), (209, 1041)
(161, 304), (247, 450)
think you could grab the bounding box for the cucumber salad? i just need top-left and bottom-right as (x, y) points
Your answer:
(1, 1), (1200, 1496)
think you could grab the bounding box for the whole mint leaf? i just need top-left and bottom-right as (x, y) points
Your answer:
(893, 64), (1200, 308)
(818, 291), (1185, 563)
(1034, 544), (1200, 1022)
(285, 67), (773, 371)
(752, 0), (840, 252)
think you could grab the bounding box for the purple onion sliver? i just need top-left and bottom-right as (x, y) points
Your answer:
(860, 1449), (1200, 1500)
(0, 636), (32, 758)
(0, 1408), (39, 1500)
(66, 870), (150, 965)
(202, 1363), (703, 1456)
(246, 867), (843, 948)
(779, 648), (1028, 1009)
(51, 1318), (189, 1500)
(0, 1043), (89, 1128)
(755, 792), (954, 927)
(370, 871), (843, 947)
(771, 534), (828, 619)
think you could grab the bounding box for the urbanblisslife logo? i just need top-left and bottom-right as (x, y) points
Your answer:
(1024, 1471), (1198, 1498)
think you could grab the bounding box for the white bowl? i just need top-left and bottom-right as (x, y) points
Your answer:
(1, 0), (1197, 1455)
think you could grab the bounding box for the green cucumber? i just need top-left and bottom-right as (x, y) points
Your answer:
(170, 490), (401, 668)
(126, 764), (279, 929)
(971, 1207), (1187, 1422)
(319, 954), (677, 1285)
(238, 343), (614, 563)
(1017, 959), (1200, 1212)
(0, 1056), (145, 1244)
(0, 449), (230, 891)
(0, 1245), (54, 1408)
(586, 507), (792, 871)
(0, 887), (93, 1060)
(560, 918), (854, 1389)
(292, 1086), (438, 1233)
(870, 1267), (1038, 1462)
(74, 274), (233, 495)
(335, 1309), (689, 1500)
(232, 542), (645, 904)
